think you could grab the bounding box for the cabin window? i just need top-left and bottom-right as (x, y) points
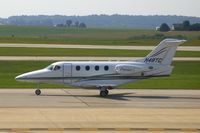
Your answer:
(53, 65), (61, 71)
(76, 66), (81, 71)
(85, 66), (90, 71)
(104, 65), (109, 71)
(149, 66), (153, 69)
(95, 66), (99, 71)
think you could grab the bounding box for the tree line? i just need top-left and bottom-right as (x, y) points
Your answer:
(1, 15), (200, 29)
(159, 20), (200, 32)
(56, 20), (87, 28)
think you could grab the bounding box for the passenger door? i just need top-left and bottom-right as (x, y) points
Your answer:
(63, 63), (72, 84)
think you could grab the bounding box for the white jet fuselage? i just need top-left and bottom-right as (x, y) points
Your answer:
(16, 61), (172, 88)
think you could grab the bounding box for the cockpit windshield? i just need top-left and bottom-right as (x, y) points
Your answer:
(46, 65), (61, 71)
(53, 65), (61, 71)
(46, 65), (54, 70)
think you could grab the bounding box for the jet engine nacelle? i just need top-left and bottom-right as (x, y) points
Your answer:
(115, 64), (149, 75)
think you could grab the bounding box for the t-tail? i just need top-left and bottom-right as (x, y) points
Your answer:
(138, 39), (186, 65)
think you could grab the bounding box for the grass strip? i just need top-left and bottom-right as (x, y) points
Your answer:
(0, 61), (199, 89)
(0, 47), (200, 57)
(0, 25), (200, 46)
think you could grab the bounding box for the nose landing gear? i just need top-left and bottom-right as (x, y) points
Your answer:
(35, 83), (41, 95)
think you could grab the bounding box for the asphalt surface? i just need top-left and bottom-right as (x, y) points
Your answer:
(0, 89), (200, 133)
(0, 43), (200, 51)
(0, 56), (200, 61)
(0, 89), (199, 108)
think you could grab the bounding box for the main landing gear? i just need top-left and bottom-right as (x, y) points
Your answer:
(35, 89), (41, 95)
(35, 83), (41, 96)
(99, 87), (109, 97)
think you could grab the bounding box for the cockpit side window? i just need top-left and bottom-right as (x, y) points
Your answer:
(46, 65), (61, 71)
(53, 65), (61, 71)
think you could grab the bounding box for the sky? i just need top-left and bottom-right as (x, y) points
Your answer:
(0, 0), (200, 18)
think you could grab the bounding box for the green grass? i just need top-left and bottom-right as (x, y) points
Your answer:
(122, 61), (200, 89)
(0, 61), (64, 88)
(0, 25), (200, 46)
(0, 47), (200, 57)
(0, 61), (199, 89)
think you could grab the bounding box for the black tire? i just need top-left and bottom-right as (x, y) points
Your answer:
(100, 91), (108, 97)
(35, 89), (41, 95)
(105, 90), (109, 95)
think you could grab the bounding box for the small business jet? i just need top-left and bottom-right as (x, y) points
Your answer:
(16, 39), (186, 97)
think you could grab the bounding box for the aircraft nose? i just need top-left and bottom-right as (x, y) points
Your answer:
(15, 69), (48, 82)
(15, 74), (27, 81)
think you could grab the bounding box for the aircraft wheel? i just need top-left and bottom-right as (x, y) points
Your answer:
(105, 89), (109, 95)
(100, 90), (108, 97)
(35, 89), (41, 95)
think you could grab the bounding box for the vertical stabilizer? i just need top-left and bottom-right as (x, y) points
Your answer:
(138, 39), (186, 65)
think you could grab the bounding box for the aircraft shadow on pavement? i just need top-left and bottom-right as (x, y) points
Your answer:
(41, 93), (133, 101)
(40, 93), (200, 101)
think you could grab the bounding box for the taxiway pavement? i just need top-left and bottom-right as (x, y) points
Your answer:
(0, 89), (200, 133)
(0, 43), (200, 51)
(0, 89), (200, 108)
(0, 56), (200, 61)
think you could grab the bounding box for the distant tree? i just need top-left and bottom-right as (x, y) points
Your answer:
(74, 21), (79, 28)
(79, 22), (87, 28)
(66, 20), (72, 27)
(189, 23), (200, 31)
(182, 20), (190, 30)
(159, 23), (170, 32)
